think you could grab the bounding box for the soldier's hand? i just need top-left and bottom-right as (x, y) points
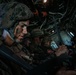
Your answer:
(55, 45), (68, 56)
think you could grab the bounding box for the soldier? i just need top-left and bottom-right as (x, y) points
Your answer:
(29, 29), (45, 65)
(0, 2), (33, 75)
(41, 36), (76, 75)
(0, 1), (33, 55)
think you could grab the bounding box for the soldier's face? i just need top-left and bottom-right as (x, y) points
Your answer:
(34, 37), (42, 45)
(14, 20), (29, 42)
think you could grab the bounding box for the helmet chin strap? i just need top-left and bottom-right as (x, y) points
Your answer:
(7, 21), (19, 41)
(8, 28), (21, 43)
(8, 28), (14, 38)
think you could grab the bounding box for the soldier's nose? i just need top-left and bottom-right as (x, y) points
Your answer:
(23, 26), (28, 34)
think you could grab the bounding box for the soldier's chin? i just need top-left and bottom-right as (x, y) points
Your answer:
(17, 37), (24, 42)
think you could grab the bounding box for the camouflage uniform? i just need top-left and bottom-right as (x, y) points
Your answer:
(29, 29), (47, 65)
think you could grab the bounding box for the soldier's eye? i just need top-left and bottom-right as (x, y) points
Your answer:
(21, 24), (27, 28)
(21, 25), (24, 28)
(16, 28), (23, 34)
